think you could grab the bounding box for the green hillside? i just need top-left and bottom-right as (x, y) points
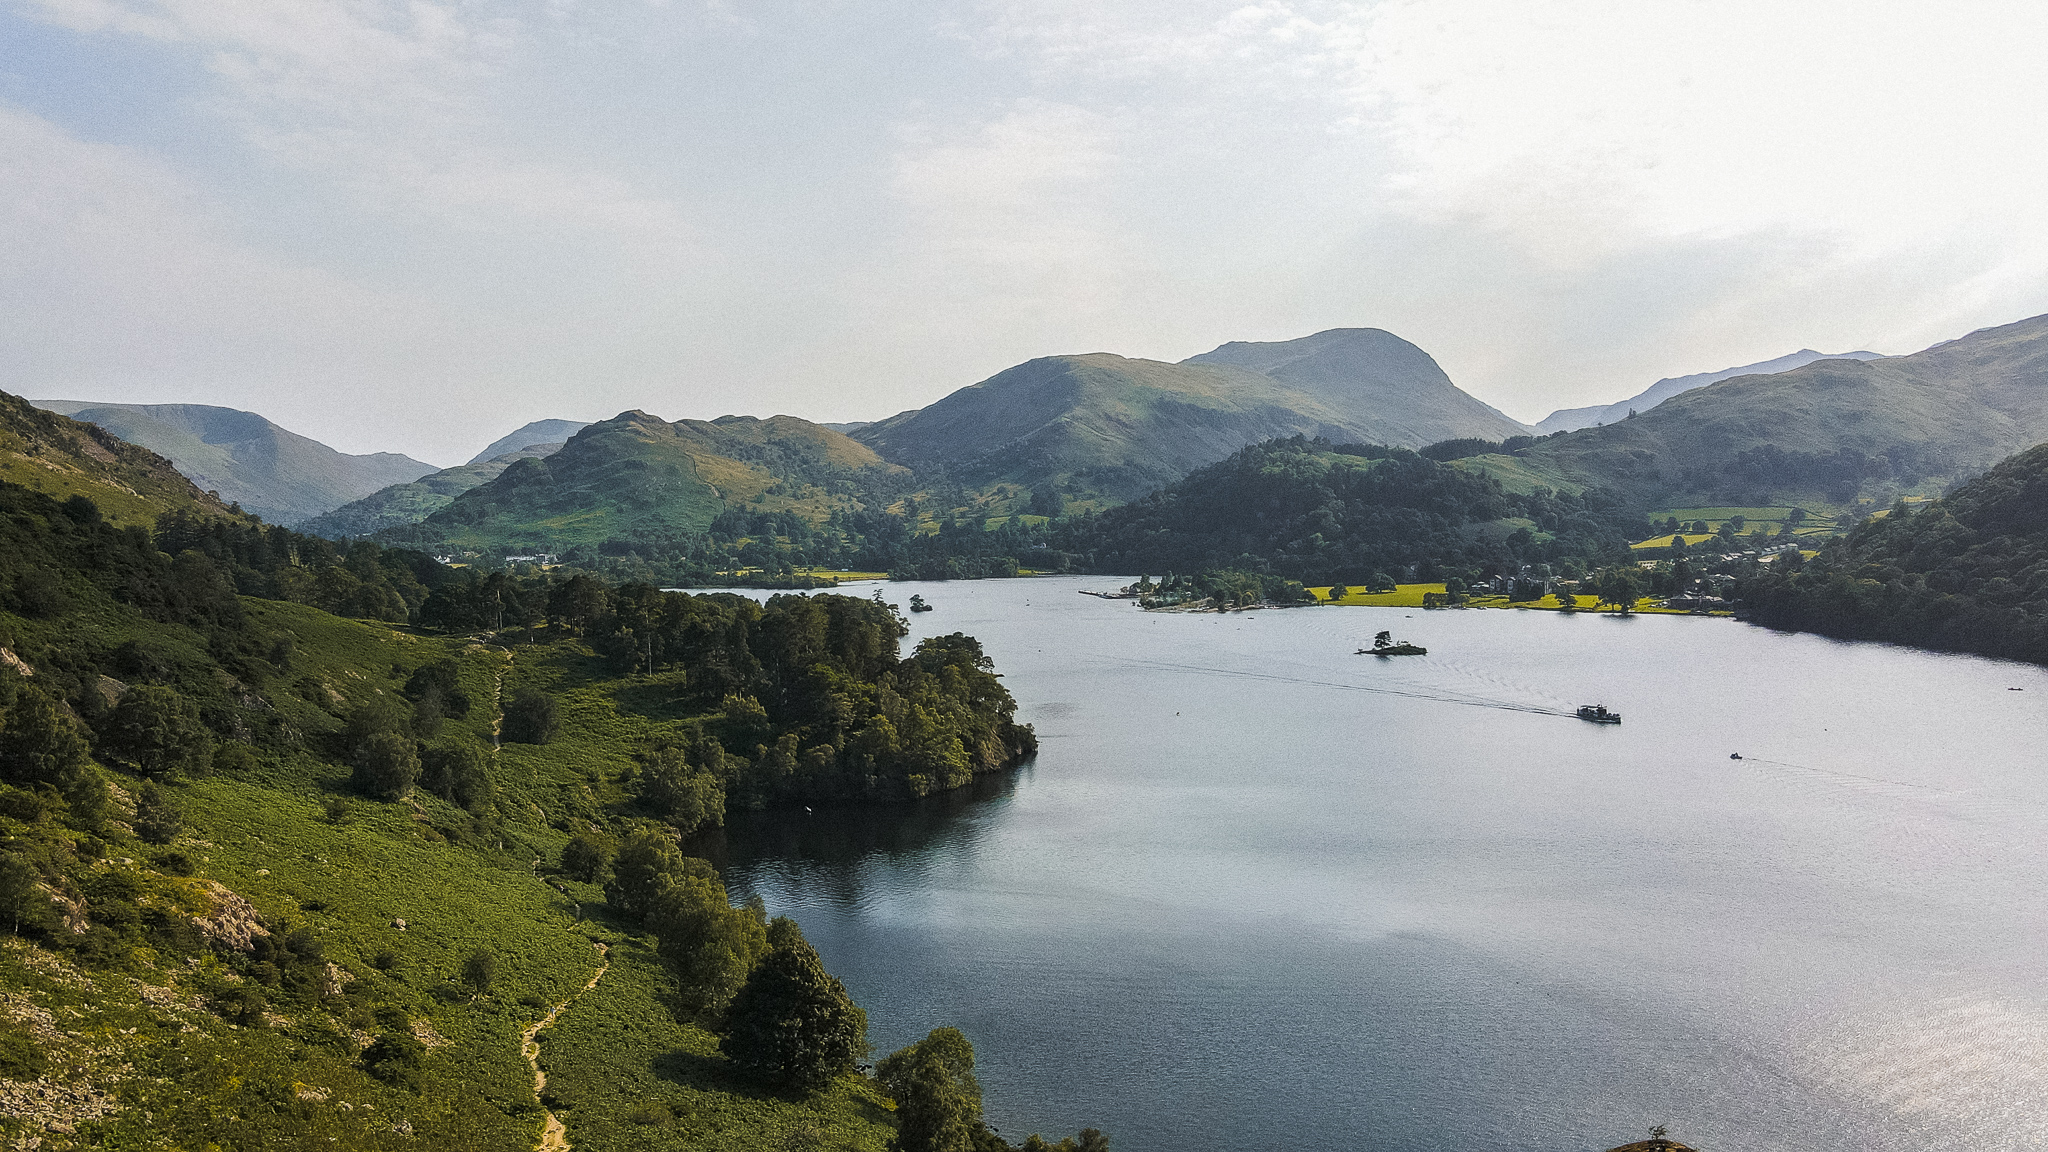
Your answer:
(1737, 439), (2048, 664)
(405, 413), (910, 551)
(1057, 436), (1645, 586)
(36, 401), (436, 526)
(1468, 313), (2048, 509)
(300, 444), (566, 540)
(0, 477), (1083, 1151)
(0, 391), (238, 529)
(854, 329), (1532, 514)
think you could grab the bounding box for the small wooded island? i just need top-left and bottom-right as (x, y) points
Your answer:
(1359, 630), (1427, 656)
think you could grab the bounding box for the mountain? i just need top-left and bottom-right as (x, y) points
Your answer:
(1738, 440), (2048, 664)
(1535, 349), (1887, 434)
(1473, 314), (2048, 510)
(410, 410), (908, 548)
(854, 328), (1528, 511)
(1184, 328), (1532, 443)
(34, 401), (435, 525)
(0, 389), (237, 527)
(297, 442), (567, 540)
(467, 418), (588, 465)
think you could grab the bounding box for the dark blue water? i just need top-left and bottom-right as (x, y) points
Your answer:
(701, 577), (2048, 1151)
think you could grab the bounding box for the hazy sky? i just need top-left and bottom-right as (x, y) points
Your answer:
(7, 1), (2048, 465)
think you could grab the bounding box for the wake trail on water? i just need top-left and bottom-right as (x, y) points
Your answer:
(1100, 654), (1574, 718)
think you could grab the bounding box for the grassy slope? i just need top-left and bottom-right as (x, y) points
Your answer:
(4, 601), (894, 1151)
(300, 445), (565, 539)
(419, 413), (905, 550)
(0, 391), (237, 530)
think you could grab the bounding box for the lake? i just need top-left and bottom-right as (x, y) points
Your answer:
(696, 577), (2048, 1151)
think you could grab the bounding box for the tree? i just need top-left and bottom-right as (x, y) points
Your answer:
(0, 855), (53, 936)
(606, 830), (688, 919)
(876, 1027), (1001, 1152)
(352, 731), (420, 800)
(0, 685), (105, 827)
(133, 782), (184, 845)
(420, 741), (492, 812)
(561, 834), (613, 884)
(502, 689), (558, 745)
(721, 918), (867, 1092)
(1326, 584), (1349, 602)
(638, 747), (725, 836)
(461, 946), (496, 998)
(102, 685), (214, 779)
(645, 868), (769, 1018)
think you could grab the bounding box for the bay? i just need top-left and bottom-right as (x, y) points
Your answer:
(696, 577), (2048, 1151)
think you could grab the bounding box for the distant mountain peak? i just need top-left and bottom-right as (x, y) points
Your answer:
(467, 418), (589, 465)
(1535, 348), (1887, 434)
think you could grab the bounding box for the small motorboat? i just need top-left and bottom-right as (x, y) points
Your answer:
(1576, 704), (1622, 725)
(1729, 753), (1743, 760)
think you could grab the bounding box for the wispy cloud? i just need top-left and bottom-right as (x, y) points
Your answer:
(21, 0), (687, 236)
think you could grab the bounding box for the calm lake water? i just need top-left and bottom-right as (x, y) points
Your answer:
(697, 577), (2048, 1151)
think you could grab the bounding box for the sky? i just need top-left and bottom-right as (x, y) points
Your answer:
(6, 1), (2048, 465)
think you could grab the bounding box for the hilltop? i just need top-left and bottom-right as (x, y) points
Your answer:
(35, 401), (435, 525)
(1465, 313), (2048, 510)
(855, 328), (1525, 514)
(0, 391), (237, 528)
(1056, 436), (1645, 586)
(407, 411), (910, 549)
(1185, 328), (1531, 444)
(1535, 348), (1886, 433)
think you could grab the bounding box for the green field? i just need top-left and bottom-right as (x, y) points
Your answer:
(1309, 583), (1725, 617)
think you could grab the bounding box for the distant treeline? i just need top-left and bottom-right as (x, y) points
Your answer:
(1738, 441), (2048, 664)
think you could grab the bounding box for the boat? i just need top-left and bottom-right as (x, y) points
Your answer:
(1576, 704), (1622, 724)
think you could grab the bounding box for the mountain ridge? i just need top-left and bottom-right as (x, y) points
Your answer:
(33, 400), (435, 525)
(1534, 348), (1886, 433)
(1475, 313), (2048, 509)
(854, 327), (1530, 512)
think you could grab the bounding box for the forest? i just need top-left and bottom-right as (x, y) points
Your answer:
(1737, 441), (2048, 664)
(1053, 437), (1648, 586)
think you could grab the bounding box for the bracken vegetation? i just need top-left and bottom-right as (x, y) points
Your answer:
(0, 477), (1088, 1151)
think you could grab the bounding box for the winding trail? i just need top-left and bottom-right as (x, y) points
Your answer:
(522, 942), (610, 1152)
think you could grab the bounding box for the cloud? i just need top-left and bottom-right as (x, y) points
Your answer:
(20, 0), (687, 237)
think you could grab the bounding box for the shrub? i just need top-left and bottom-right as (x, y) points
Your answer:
(502, 689), (558, 745)
(561, 834), (613, 884)
(132, 782), (183, 845)
(102, 686), (214, 779)
(352, 732), (420, 800)
(362, 1031), (426, 1090)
